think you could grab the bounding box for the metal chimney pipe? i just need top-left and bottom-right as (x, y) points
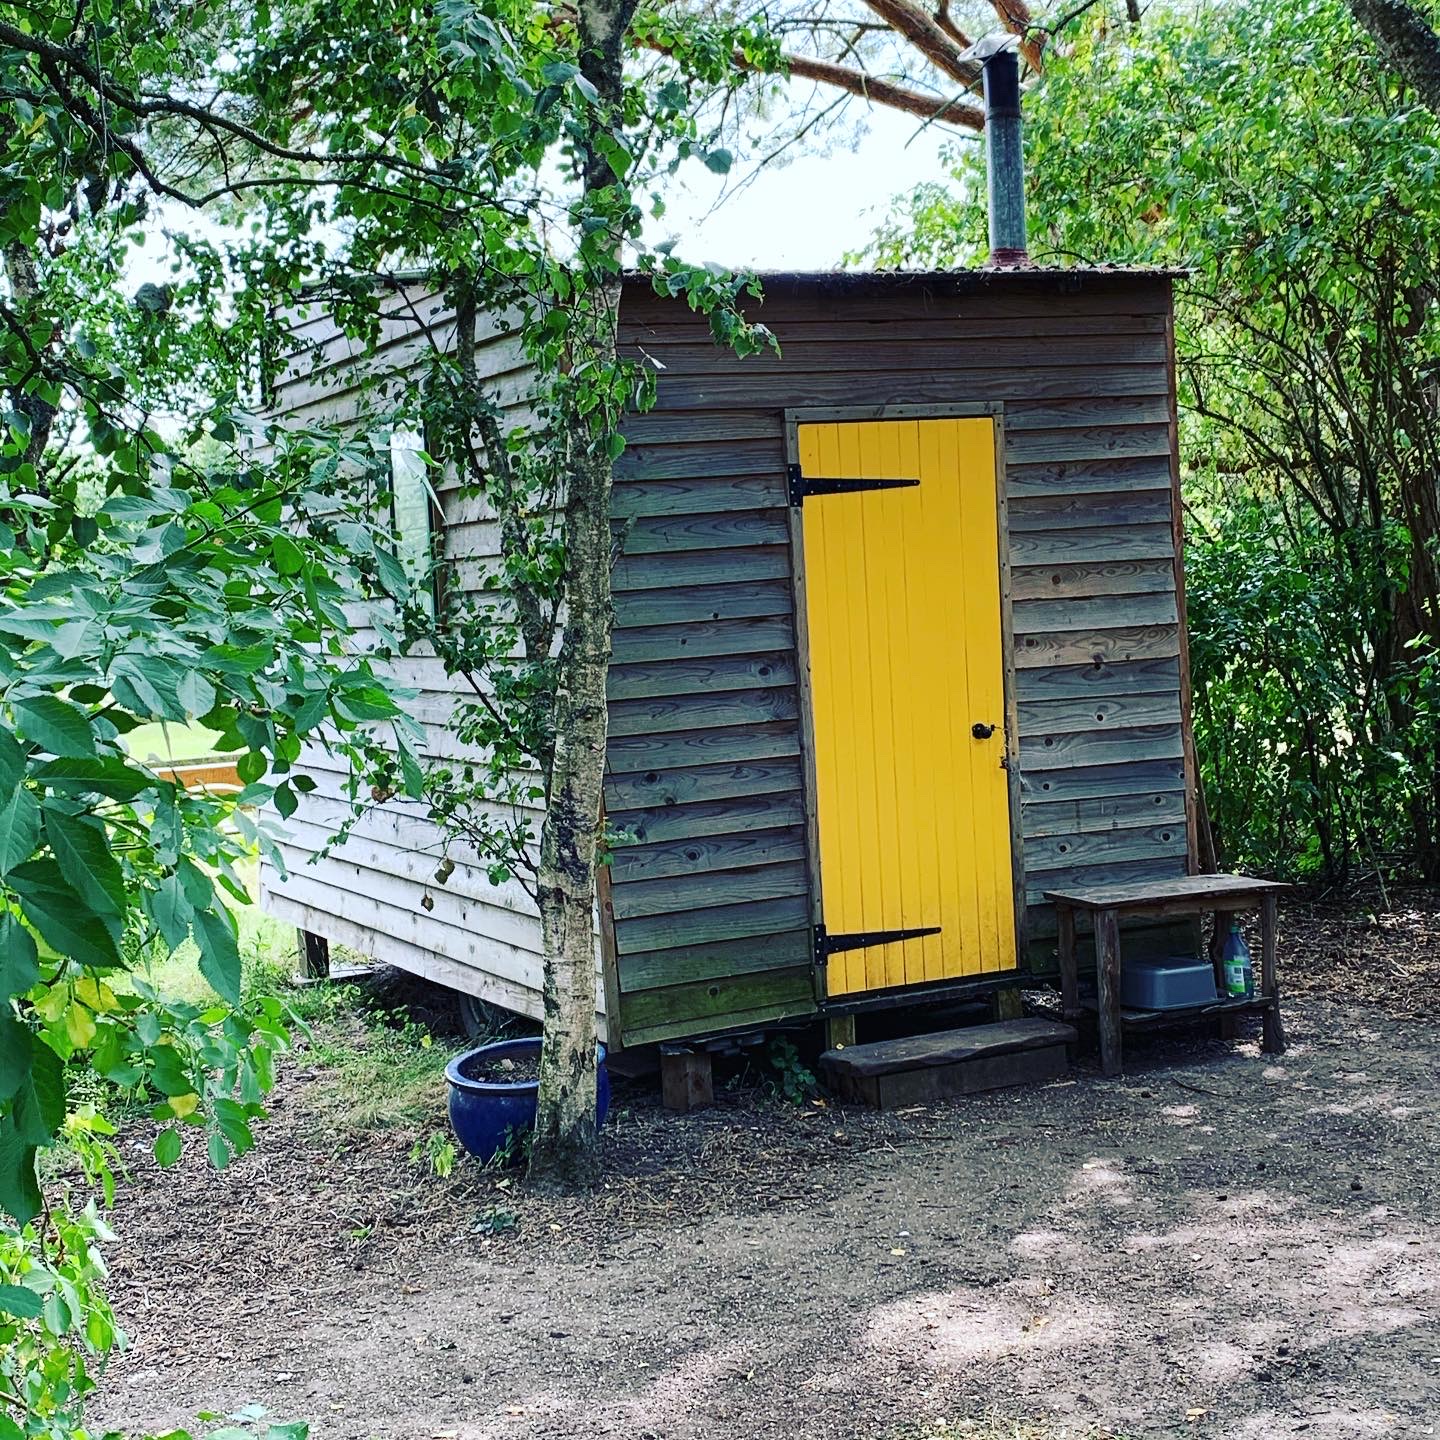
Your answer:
(981, 44), (1028, 265)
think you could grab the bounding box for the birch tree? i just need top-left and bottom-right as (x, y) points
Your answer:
(520, 0), (770, 1191)
(0, 3), (772, 1425)
(525, 0), (638, 1191)
(214, 1), (773, 1192)
(1348, 0), (1440, 111)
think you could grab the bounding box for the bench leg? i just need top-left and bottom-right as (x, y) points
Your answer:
(1209, 910), (1226, 997)
(1095, 907), (1123, 1077)
(1260, 893), (1286, 1054)
(1057, 903), (1079, 1024)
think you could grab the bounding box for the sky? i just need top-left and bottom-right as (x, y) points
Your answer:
(129, 103), (971, 292)
(640, 107), (966, 270)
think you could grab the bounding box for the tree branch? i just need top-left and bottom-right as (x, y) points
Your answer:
(633, 33), (985, 129)
(933, 0), (973, 49)
(0, 18), (479, 189)
(990, 0), (1046, 72)
(1348, 0), (1440, 113)
(861, 0), (983, 88)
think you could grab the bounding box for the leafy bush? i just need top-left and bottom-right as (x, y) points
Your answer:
(865, 0), (1440, 881)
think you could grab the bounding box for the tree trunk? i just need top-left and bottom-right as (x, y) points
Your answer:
(527, 425), (612, 1191)
(3, 241), (58, 474)
(526, 0), (635, 1193)
(1348, 0), (1440, 113)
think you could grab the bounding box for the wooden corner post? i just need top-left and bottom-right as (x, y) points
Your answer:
(660, 1044), (714, 1112)
(298, 929), (330, 980)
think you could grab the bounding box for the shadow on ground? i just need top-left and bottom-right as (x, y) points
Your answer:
(93, 913), (1440, 1440)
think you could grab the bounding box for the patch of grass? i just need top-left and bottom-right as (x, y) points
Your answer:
(136, 915), (296, 1008)
(300, 1007), (456, 1132)
(131, 927), (460, 1136)
(112, 839), (474, 1144)
(141, 899), (460, 1135)
(121, 719), (226, 765)
(124, 850), (368, 1012)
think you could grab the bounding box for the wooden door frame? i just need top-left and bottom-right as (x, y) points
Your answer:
(782, 403), (1027, 1004)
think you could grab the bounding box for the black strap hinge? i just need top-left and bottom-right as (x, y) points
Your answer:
(788, 464), (920, 507)
(814, 923), (942, 961)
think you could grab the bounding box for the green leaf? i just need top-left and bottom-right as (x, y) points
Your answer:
(8, 859), (122, 967)
(0, 916), (40, 999)
(331, 683), (399, 722)
(271, 534), (304, 575)
(43, 807), (126, 919)
(203, 642), (273, 673)
(236, 750), (267, 786)
(0, 784), (40, 877)
(0, 1013), (32, 1100)
(33, 756), (154, 799)
(373, 547), (409, 599)
(0, 1113), (40, 1223)
(111, 654), (187, 721)
(11, 696), (96, 758)
(0, 1283), (43, 1319)
(12, 1036), (65, 1145)
(149, 873), (193, 951)
(133, 282), (171, 314)
(213, 1097), (255, 1154)
(194, 907), (241, 1005)
(273, 782), (298, 819)
(207, 1132), (231, 1170)
(399, 744), (424, 800)
(0, 728), (25, 792)
(148, 1046), (193, 1098)
(704, 148), (734, 174)
(177, 857), (213, 909)
(176, 670), (216, 719)
(154, 1128), (183, 1167)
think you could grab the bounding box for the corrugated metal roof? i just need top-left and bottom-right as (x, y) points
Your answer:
(700, 265), (1187, 285)
(302, 263), (1185, 300)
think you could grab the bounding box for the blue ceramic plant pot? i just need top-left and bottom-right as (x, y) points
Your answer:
(445, 1037), (609, 1163)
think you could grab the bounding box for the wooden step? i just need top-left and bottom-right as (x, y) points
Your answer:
(819, 1017), (1076, 1109)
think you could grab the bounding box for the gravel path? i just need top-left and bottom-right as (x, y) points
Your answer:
(92, 898), (1440, 1440)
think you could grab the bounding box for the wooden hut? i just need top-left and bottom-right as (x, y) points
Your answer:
(260, 266), (1197, 1054)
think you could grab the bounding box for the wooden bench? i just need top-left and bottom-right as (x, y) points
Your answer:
(153, 757), (243, 792)
(1043, 874), (1288, 1077)
(820, 1018), (1077, 1108)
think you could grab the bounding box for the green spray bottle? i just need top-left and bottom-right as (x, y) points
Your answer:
(1222, 922), (1254, 999)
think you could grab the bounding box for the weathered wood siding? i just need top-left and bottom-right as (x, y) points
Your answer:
(262, 270), (1192, 1049)
(607, 272), (1191, 1039)
(256, 289), (599, 1028)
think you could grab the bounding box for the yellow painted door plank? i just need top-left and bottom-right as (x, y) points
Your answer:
(801, 416), (1015, 994)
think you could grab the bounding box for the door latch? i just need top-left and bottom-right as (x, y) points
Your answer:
(971, 722), (997, 740)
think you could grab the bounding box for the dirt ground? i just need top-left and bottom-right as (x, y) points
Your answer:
(92, 891), (1440, 1440)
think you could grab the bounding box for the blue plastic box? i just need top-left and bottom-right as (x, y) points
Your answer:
(1120, 954), (1219, 1010)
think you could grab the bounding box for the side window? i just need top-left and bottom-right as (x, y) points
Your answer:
(389, 428), (440, 620)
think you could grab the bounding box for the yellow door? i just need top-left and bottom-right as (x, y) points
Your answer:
(798, 417), (1016, 995)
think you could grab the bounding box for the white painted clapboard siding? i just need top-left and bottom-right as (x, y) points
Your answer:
(257, 284), (605, 1027)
